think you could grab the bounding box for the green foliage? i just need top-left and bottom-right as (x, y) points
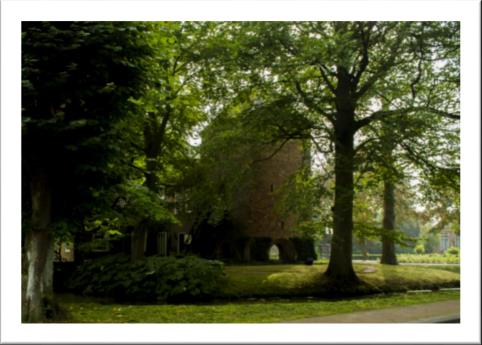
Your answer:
(420, 232), (441, 253)
(67, 254), (225, 302)
(186, 112), (269, 225)
(22, 22), (158, 234)
(397, 253), (459, 264)
(276, 167), (332, 237)
(414, 243), (425, 254)
(445, 246), (459, 256)
(127, 22), (209, 190)
(117, 183), (179, 226)
(210, 23), (459, 273)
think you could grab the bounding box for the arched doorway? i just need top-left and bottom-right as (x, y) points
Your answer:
(273, 238), (297, 262)
(268, 244), (280, 261)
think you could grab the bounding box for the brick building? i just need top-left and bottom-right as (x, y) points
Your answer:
(229, 140), (311, 261)
(186, 140), (316, 262)
(63, 140), (316, 263)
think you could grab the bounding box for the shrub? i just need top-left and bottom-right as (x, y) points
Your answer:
(446, 246), (460, 256)
(414, 244), (425, 254)
(397, 253), (460, 264)
(67, 254), (224, 302)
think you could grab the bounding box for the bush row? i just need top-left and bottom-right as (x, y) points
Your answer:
(66, 254), (225, 302)
(397, 253), (459, 264)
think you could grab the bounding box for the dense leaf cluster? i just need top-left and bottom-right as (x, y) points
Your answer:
(22, 22), (156, 234)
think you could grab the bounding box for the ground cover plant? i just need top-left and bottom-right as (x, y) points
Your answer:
(58, 290), (459, 323)
(67, 255), (224, 302)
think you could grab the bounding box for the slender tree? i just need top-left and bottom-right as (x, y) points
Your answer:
(127, 22), (209, 260)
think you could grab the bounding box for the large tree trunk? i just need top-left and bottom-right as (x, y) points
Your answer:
(24, 171), (53, 323)
(325, 129), (358, 283)
(380, 180), (398, 265)
(324, 72), (359, 284)
(42, 238), (54, 298)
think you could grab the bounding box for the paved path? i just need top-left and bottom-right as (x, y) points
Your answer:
(284, 300), (459, 323)
(352, 260), (460, 267)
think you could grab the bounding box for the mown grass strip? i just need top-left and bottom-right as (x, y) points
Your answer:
(59, 290), (459, 323)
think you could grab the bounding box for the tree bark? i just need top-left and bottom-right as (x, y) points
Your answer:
(379, 115), (398, 265)
(24, 170), (53, 323)
(380, 180), (398, 265)
(42, 238), (54, 297)
(324, 71), (359, 284)
(325, 128), (358, 283)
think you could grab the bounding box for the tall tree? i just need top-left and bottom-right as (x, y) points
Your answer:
(212, 21), (459, 284)
(22, 22), (155, 322)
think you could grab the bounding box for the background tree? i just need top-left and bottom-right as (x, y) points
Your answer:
(125, 22), (209, 260)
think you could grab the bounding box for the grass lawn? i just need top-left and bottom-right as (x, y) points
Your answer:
(57, 263), (460, 323)
(59, 290), (459, 323)
(221, 263), (460, 298)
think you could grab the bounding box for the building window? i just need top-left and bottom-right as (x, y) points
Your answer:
(269, 244), (280, 261)
(158, 232), (168, 256)
(279, 221), (284, 230)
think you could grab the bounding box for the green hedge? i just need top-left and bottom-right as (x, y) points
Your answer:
(397, 253), (459, 264)
(445, 247), (459, 256)
(67, 254), (225, 302)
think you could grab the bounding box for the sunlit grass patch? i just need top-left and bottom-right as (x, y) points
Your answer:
(221, 263), (460, 298)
